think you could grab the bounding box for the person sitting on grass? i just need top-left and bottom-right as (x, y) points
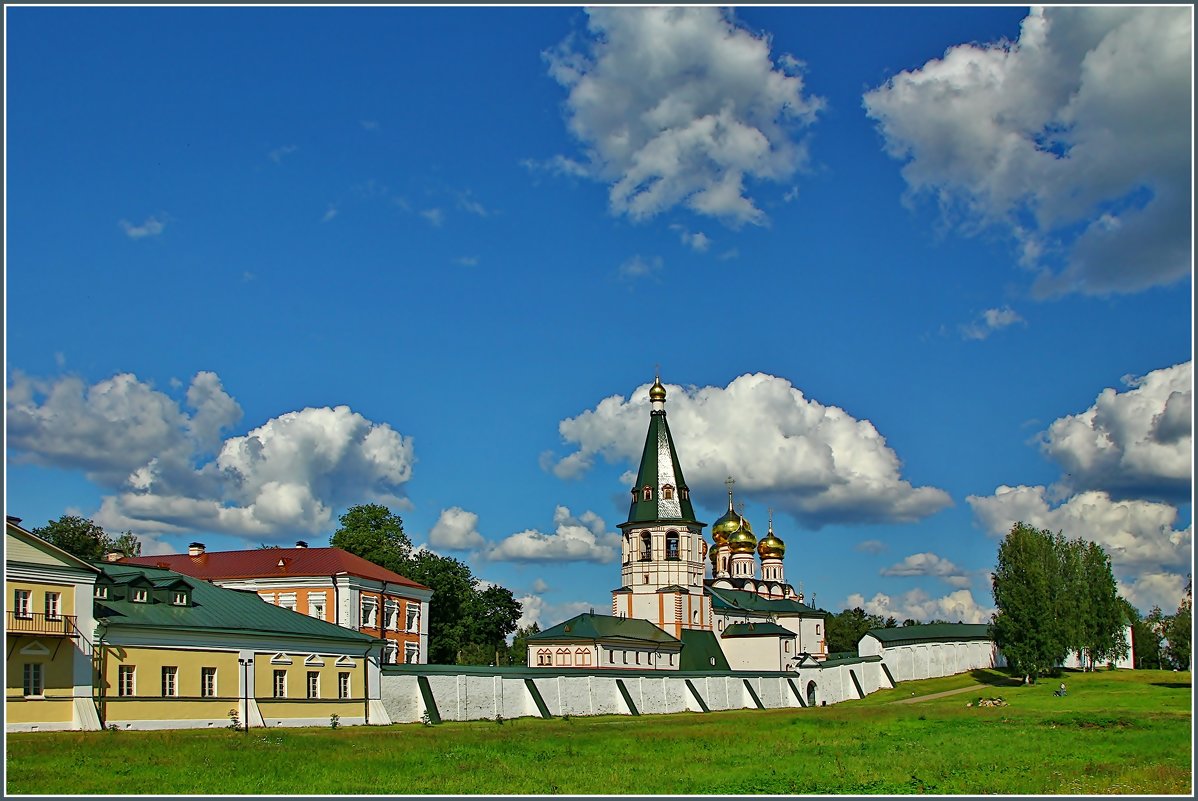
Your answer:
(1054, 682), (1067, 697)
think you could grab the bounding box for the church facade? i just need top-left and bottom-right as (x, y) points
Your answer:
(530, 377), (826, 672)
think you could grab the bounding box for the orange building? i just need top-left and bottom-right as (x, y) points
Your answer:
(120, 542), (430, 664)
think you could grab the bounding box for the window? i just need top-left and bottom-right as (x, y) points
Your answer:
(642, 486), (653, 501)
(338, 672), (351, 699)
(161, 666), (178, 697)
(406, 606), (419, 632)
(575, 648), (591, 666)
(665, 532), (680, 560)
(635, 651), (641, 665)
(201, 667), (217, 698)
(537, 649), (552, 667)
(278, 593), (297, 612)
(44, 592), (61, 620)
(639, 532), (652, 561)
(404, 643), (419, 665)
(307, 671), (319, 699)
(171, 591), (188, 606)
(384, 601), (398, 630)
(784, 641), (791, 653)
(361, 598), (378, 627)
(14, 590), (32, 619)
(273, 670), (287, 698)
(307, 592), (327, 620)
(815, 624), (821, 635)
(669, 653), (675, 666)
(118, 665), (136, 697)
(384, 642), (398, 664)
(555, 648), (572, 666)
(622, 651), (628, 665)
(95, 585), (109, 599)
(681, 487), (689, 500)
(23, 663), (44, 697)
(608, 650), (614, 664)
(132, 588), (148, 603)
(662, 485), (674, 500)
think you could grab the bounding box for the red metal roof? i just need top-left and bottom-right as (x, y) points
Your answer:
(120, 547), (428, 591)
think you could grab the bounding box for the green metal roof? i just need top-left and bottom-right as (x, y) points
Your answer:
(527, 613), (681, 646)
(708, 586), (827, 618)
(864, 623), (992, 645)
(678, 629), (731, 671)
(721, 621), (794, 638)
(621, 405), (703, 528)
(820, 654), (883, 667)
(93, 563), (376, 644)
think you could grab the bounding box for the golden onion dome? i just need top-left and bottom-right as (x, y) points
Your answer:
(726, 523), (757, 554)
(757, 531), (786, 559)
(710, 509), (742, 545)
(649, 377), (667, 403)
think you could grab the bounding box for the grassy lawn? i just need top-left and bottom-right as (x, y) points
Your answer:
(6, 668), (1191, 795)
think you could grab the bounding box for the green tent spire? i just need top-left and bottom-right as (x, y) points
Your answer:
(622, 378), (703, 528)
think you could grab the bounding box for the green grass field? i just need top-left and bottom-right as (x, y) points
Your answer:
(6, 668), (1191, 795)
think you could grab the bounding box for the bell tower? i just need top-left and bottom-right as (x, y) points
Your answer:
(613, 375), (712, 636)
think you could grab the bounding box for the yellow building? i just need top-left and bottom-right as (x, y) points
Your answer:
(5, 516), (102, 732)
(93, 561), (391, 730)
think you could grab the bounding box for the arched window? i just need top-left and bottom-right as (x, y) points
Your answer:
(680, 487), (689, 500)
(662, 485), (674, 500)
(556, 648), (572, 666)
(575, 648), (591, 666)
(642, 486), (653, 502)
(784, 641), (791, 653)
(639, 531), (652, 561)
(623, 533), (631, 564)
(537, 649), (552, 666)
(665, 531), (680, 560)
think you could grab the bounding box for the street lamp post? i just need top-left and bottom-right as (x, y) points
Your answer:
(238, 657), (253, 732)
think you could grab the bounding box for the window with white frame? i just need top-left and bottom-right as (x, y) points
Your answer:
(273, 670), (287, 698)
(384, 600), (398, 630)
(278, 593), (297, 612)
(404, 642), (419, 664)
(95, 585), (108, 599)
(23, 663), (44, 696)
(361, 597), (378, 628)
(201, 667), (217, 698)
(384, 642), (398, 665)
(406, 605), (419, 632)
(306, 671), (319, 699)
(171, 590), (188, 606)
(14, 589), (32, 619)
(132, 588), (148, 603)
(308, 592), (326, 621)
(118, 665), (136, 696)
(338, 672), (350, 699)
(161, 666), (178, 697)
(44, 592), (61, 620)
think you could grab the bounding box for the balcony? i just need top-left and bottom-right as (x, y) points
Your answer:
(6, 611), (78, 638)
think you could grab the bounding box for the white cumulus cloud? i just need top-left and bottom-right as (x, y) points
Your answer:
(967, 485), (1192, 573)
(1118, 571), (1191, 615)
(429, 507), (485, 550)
(119, 215), (166, 239)
(6, 370), (415, 541)
(549, 374), (951, 528)
(1039, 361), (1192, 502)
(880, 552), (972, 588)
(546, 6), (823, 227)
(485, 506), (621, 563)
(864, 7), (1192, 297)
(846, 588), (994, 624)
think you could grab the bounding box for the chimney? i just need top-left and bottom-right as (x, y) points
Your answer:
(188, 542), (205, 557)
(104, 551), (124, 562)
(295, 541), (308, 549)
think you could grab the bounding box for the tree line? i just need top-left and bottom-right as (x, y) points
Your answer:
(27, 506), (525, 667)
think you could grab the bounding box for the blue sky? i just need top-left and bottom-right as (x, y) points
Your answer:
(6, 6), (1192, 629)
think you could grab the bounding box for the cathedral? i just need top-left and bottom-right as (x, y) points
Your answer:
(529, 377), (828, 672)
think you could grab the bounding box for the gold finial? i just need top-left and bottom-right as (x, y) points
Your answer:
(768, 507), (773, 533)
(725, 476), (735, 511)
(649, 369), (667, 403)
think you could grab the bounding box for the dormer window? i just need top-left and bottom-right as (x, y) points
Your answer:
(171, 591), (189, 606)
(680, 487), (689, 500)
(95, 585), (109, 599)
(132, 589), (148, 603)
(642, 486), (653, 501)
(662, 485), (674, 500)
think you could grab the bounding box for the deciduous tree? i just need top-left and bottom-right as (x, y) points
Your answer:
(330, 504), (412, 573)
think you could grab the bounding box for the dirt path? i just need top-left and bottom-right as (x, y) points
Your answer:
(890, 684), (987, 704)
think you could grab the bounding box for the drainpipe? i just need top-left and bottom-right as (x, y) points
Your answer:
(329, 576), (339, 627)
(94, 620), (108, 727)
(363, 647), (371, 725)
